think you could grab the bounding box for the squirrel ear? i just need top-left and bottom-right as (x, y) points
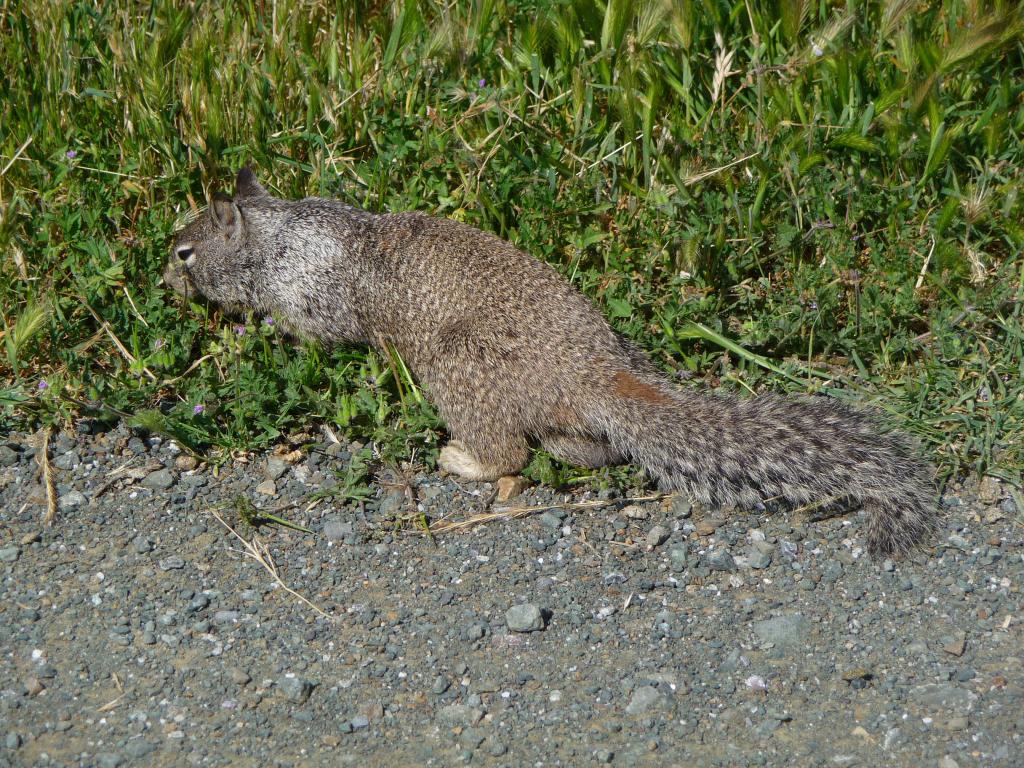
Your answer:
(235, 167), (267, 199)
(210, 195), (243, 238)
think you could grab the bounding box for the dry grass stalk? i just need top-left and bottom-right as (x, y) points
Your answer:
(208, 507), (335, 621)
(421, 492), (670, 536)
(39, 426), (57, 526)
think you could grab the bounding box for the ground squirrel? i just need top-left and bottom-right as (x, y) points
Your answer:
(165, 168), (937, 556)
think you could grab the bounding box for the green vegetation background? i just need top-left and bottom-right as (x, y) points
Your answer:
(1, 0), (1021, 488)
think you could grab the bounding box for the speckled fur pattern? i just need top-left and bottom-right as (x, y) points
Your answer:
(166, 169), (938, 557)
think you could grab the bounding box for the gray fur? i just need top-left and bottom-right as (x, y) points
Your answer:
(165, 169), (937, 557)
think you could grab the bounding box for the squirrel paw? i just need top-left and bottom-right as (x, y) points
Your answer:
(439, 441), (493, 481)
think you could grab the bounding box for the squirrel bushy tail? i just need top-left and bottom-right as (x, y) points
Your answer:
(592, 376), (936, 557)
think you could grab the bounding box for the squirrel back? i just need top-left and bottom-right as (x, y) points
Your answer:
(166, 169), (937, 557)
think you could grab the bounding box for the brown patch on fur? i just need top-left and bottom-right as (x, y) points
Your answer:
(612, 371), (671, 405)
(551, 405), (580, 427)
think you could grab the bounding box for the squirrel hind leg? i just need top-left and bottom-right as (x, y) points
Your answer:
(541, 434), (622, 468)
(438, 436), (529, 482)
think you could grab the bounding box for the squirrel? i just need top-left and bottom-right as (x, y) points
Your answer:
(165, 168), (937, 557)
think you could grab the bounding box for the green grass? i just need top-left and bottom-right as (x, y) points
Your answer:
(1, 0), (1022, 488)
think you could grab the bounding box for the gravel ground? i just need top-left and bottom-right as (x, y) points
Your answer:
(1, 422), (1021, 767)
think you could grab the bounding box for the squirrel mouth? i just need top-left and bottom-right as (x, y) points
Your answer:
(163, 260), (196, 298)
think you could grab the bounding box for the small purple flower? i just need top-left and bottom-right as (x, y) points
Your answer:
(37, 379), (49, 391)
(193, 404), (205, 415)
(66, 150), (77, 159)
(808, 301), (818, 311)
(234, 325), (246, 336)
(154, 338), (165, 350)
(263, 316), (274, 326)
(478, 78), (486, 88)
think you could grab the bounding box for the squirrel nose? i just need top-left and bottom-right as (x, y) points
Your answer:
(175, 245), (194, 261)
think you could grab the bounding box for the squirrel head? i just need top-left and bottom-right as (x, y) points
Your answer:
(164, 168), (269, 307)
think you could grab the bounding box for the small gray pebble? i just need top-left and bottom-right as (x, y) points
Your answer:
(669, 545), (688, 571)
(0, 445), (19, 466)
(646, 525), (670, 548)
(670, 497), (692, 517)
(97, 754), (124, 768)
(431, 676), (450, 695)
(707, 549), (736, 571)
(538, 512), (562, 529)
(754, 718), (782, 738)
(278, 674), (315, 703)
(53, 451), (79, 470)
(159, 556), (185, 571)
(460, 728), (485, 749)
(437, 704), (484, 728)
(487, 741), (508, 757)
(59, 490), (87, 511)
(947, 534), (969, 550)
(595, 748), (615, 763)
(323, 518), (353, 541)
(5, 732), (21, 749)
(506, 603), (544, 632)
(625, 685), (667, 714)
(124, 740), (156, 759)
(264, 456), (289, 480)
(746, 547), (772, 569)
(350, 715), (369, 730)
(188, 594), (210, 612)
(141, 468), (175, 490)
(131, 535), (153, 554)
(906, 639), (928, 654)
(377, 490), (405, 517)
(882, 727), (905, 750)
(0, 546), (20, 563)
(753, 614), (808, 647)
(909, 683), (974, 715)
(213, 610), (240, 624)
(419, 485), (442, 501)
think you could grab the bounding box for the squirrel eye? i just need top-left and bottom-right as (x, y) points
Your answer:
(175, 245), (195, 262)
